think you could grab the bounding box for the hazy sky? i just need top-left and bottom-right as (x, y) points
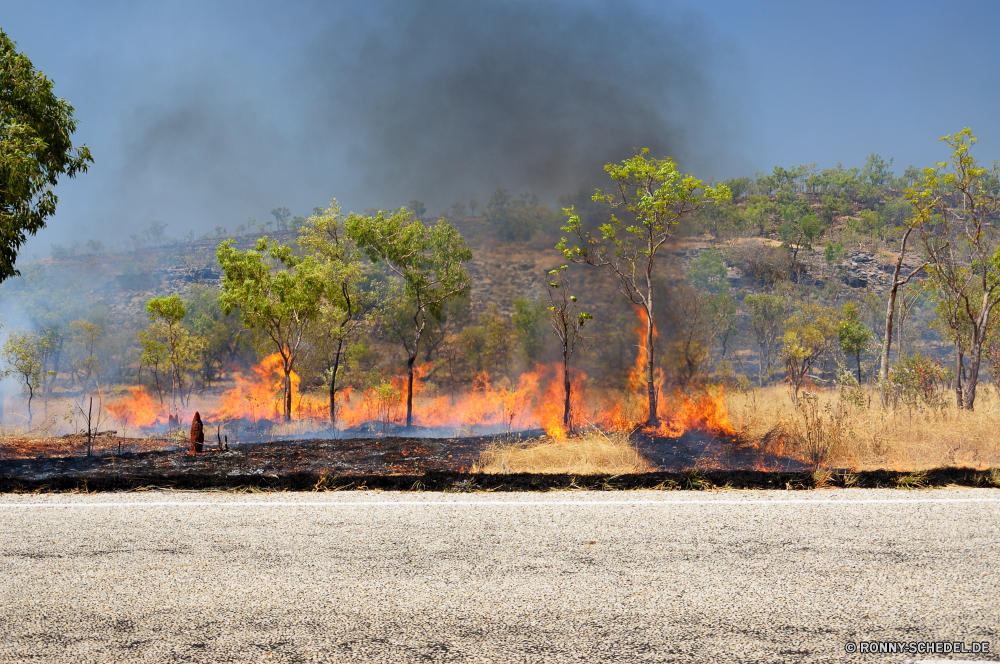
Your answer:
(3, 0), (1000, 253)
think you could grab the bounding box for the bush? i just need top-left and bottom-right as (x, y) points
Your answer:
(889, 352), (951, 411)
(727, 240), (791, 287)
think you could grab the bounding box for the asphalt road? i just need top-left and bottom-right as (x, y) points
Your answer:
(0, 490), (998, 663)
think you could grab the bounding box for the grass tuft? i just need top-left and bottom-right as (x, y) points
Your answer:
(681, 469), (713, 491)
(895, 470), (929, 490)
(472, 430), (652, 475)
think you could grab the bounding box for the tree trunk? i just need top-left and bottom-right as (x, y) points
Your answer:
(855, 351), (862, 385)
(964, 337), (983, 411)
(645, 302), (658, 427)
(405, 353), (416, 428)
(283, 367), (292, 422)
(48, 338), (62, 397)
(758, 342), (765, 387)
(879, 281), (899, 404)
(879, 226), (922, 406)
(405, 310), (427, 430)
(562, 342), (571, 432)
(955, 348), (964, 409)
(329, 339), (344, 426)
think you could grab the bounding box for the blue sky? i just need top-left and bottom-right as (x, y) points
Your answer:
(3, 0), (999, 251)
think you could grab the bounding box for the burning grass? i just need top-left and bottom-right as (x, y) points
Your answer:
(472, 430), (654, 475)
(727, 385), (1000, 471)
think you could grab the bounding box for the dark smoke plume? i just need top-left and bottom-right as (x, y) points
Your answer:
(90, 0), (740, 237)
(308, 0), (736, 207)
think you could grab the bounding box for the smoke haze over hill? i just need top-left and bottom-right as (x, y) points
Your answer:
(5, 0), (742, 249)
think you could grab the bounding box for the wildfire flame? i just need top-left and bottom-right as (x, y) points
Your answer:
(102, 306), (733, 440)
(107, 385), (165, 428)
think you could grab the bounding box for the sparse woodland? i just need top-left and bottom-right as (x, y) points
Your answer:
(3, 132), (1000, 472)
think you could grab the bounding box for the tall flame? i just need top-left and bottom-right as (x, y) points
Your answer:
(107, 385), (164, 428)
(103, 305), (733, 440)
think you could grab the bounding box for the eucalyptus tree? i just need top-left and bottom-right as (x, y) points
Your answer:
(546, 265), (591, 432)
(299, 199), (380, 427)
(139, 296), (206, 416)
(1, 330), (48, 425)
(217, 238), (325, 422)
(911, 129), (1000, 410)
(559, 149), (730, 426)
(345, 208), (471, 428)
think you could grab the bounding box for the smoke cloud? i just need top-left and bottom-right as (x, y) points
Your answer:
(306, 0), (739, 209)
(39, 0), (744, 242)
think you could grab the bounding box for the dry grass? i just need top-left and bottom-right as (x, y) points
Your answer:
(473, 430), (654, 475)
(727, 385), (1000, 471)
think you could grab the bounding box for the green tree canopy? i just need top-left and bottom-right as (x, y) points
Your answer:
(1, 330), (48, 425)
(345, 208), (471, 428)
(782, 303), (839, 402)
(139, 295), (206, 415)
(837, 302), (873, 384)
(1, 30), (92, 283)
(560, 149), (730, 426)
(299, 198), (381, 426)
(217, 237), (325, 422)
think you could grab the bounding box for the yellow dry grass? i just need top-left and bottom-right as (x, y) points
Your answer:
(472, 430), (653, 475)
(727, 385), (1000, 471)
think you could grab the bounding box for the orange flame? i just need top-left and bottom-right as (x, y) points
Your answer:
(100, 303), (734, 442)
(208, 353), (326, 422)
(106, 386), (165, 428)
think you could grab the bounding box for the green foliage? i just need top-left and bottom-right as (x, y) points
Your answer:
(824, 240), (846, 266)
(183, 284), (252, 386)
(345, 207), (471, 426)
(782, 303), (839, 402)
(511, 297), (547, 364)
(407, 200), (427, 218)
(217, 236), (325, 421)
(722, 176), (752, 199)
(889, 352), (950, 411)
(560, 149), (731, 265)
(861, 153), (895, 190)
(708, 292), (738, 356)
(1, 330), (48, 424)
(858, 209), (885, 242)
(837, 302), (874, 383)
(559, 149), (729, 424)
(908, 127), (1000, 409)
(140, 295), (206, 410)
(778, 212), (822, 262)
(546, 265), (592, 431)
(820, 194), (850, 225)
(0, 30), (93, 283)
(694, 200), (741, 238)
(478, 303), (518, 381)
(69, 318), (103, 390)
(147, 294), (185, 326)
(687, 248), (727, 293)
(741, 195), (777, 236)
(299, 199), (382, 422)
(270, 207), (290, 231)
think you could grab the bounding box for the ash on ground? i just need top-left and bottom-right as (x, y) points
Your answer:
(635, 431), (810, 473)
(0, 429), (808, 483)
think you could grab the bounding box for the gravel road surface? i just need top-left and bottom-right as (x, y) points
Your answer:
(0, 489), (998, 663)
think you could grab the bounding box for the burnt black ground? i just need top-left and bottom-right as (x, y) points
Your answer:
(0, 434), (995, 492)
